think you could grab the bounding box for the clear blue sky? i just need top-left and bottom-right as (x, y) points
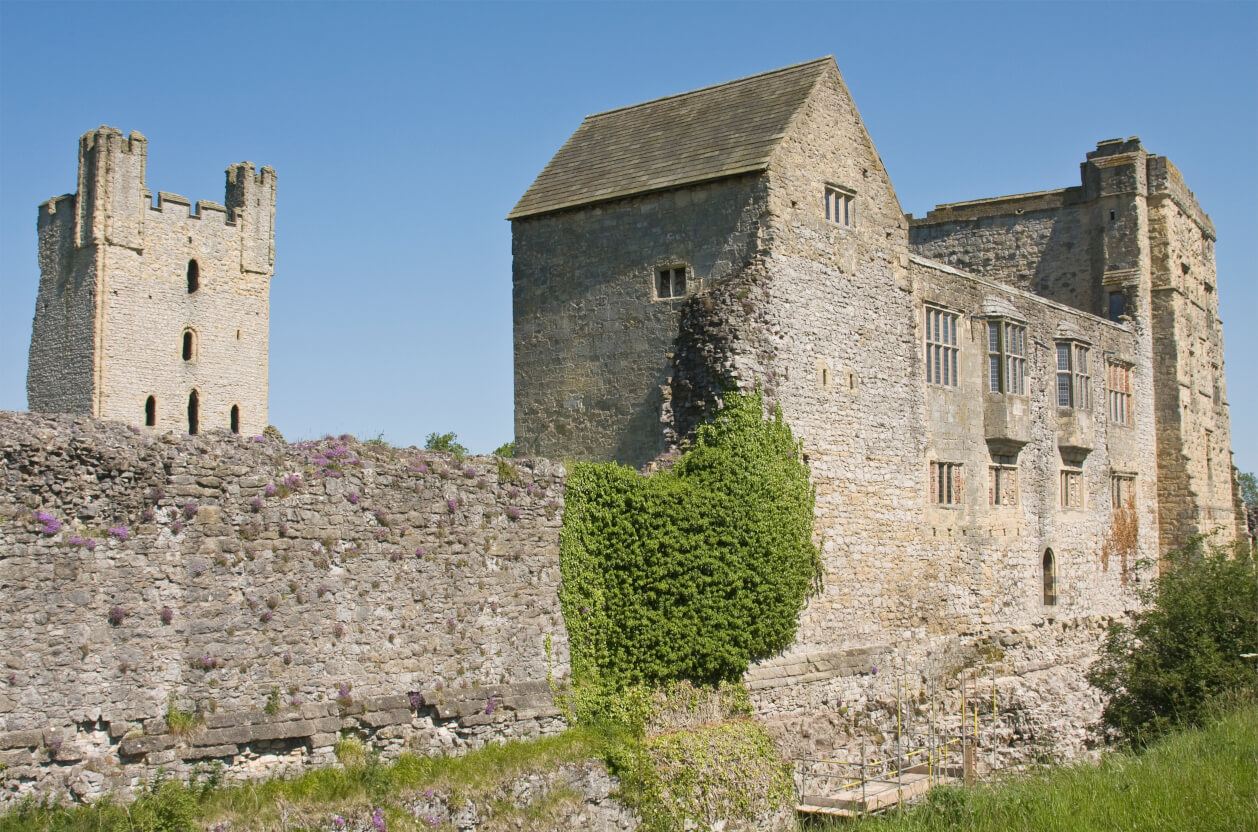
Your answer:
(2, 1), (1254, 473)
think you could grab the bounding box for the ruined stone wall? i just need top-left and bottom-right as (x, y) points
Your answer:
(0, 412), (569, 806)
(26, 127), (274, 437)
(908, 190), (1098, 314)
(512, 175), (768, 468)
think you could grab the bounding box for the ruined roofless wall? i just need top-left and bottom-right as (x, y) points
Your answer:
(0, 412), (569, 805)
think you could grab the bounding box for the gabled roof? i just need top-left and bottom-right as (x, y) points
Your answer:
(508, 57), (833, 220)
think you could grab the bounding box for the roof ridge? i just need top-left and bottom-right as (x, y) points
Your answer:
(584, 56), (833, 120)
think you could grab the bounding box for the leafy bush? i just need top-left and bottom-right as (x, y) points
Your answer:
(559, 390), (821, 689)
(424, 431), (467, 461)
(493, 441), (516, 458)
(1087, 537), (1257, 745)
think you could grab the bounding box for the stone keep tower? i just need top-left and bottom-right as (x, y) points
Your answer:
(27, 127), (276, 436)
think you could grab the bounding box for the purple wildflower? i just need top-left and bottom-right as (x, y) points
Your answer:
(317, 583), (330, 597)
(264, 483), (278, 497)
(347, 491), (360, 504)
(85, 539), (96, 551)
(182, 501), (198, 520)
(160, 606), (174, 625)
(252, 435), (265, 442)
(871, 666), (878, 675)
(171, 521), (183, 535)
(141, 507), (156, 523)
(250, 497), (264, 511)
(333, 622), (346, 638)
(332, 816), (346, 830)
(282, 651), (292, 664)
(415, 547), (424, 557)
(485, 697), (496, 715)
(107, 606), (126, 626)
(447, 499), (458, 513)
(506, 506), (521, 520)
(284, 474), (302, 489)
(409, 691), (425, 709)
(371, 807), (387, 831)
(191, 563), (204, 576)
(260, 610), (273, 623)
(33, 510), (61, 535)
(107, 526), (128, 542)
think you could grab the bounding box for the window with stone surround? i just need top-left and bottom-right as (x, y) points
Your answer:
(1106, 361), (1132, 425)
(655, 265), (687, 299)
(824, 185), (855, 227)
(182, 329), (197, 362)
(145, 396), (156, 427)
(930, 461), (963, 505)
(1055, 341), (1091, 409)
(987, 320), (1026, 394)
(1060, 459), (1084, 509)
(989, 454), (1019, 506)
(1042, 549), (1058, 606)
(1111, 473), (1135, 509)
(925, 307), (959, 387)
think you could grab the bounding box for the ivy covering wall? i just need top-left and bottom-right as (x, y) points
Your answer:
(559, 391), (822, 689)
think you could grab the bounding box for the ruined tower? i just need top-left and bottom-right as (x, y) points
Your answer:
(27, 127), (276, 435)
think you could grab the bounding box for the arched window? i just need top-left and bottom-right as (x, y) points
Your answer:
(182, 329), (195, 361)
(230, 405), (240, 434)
(187, 260), (200, 293)
(1042, 549), (1057, 606)
(187, 389), (199, 435)
(145, 396), (156, 427)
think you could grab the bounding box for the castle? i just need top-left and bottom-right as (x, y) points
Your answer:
(510, 56), (1246, 653)
(27, 127), (276, 437)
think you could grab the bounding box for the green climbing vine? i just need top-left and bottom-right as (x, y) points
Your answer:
(559, 390), (822, 690)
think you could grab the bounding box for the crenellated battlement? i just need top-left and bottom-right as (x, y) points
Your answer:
(29, 126), (276, 434)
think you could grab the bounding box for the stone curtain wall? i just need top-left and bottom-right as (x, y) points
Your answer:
(0, 412), (569, 805)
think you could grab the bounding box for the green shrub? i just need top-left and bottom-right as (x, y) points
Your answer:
(1087, 537), (1257, 745)
(424, 431), (467, 460)
(559, 390), (821, 690)
(493, 441), (516, 458)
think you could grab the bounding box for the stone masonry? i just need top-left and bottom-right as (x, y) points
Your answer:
(28, 127), (275, 437)
(0, 412), (568, 805)
(510, 58), (1247, 762)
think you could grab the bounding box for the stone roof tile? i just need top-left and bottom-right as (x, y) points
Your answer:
(508, 57), (832, 219)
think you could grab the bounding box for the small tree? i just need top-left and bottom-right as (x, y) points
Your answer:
(424, 431), (467, 460)
(1238, 469), (1257, 510)
(1088, 537), (1257, 746)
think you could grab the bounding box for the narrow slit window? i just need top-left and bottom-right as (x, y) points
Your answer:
(182, 330), (195, 361)
(187, 389), (199, 435)
(230, 405), (240, 434)
(145, 396), (156, 427)
(1042, 549), (1057, 606)
(187, 260), (200, 294)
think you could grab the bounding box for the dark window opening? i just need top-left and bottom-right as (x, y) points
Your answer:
(1107, 291), (1126, 321)
(187, 390), (199, 435)
(145, 396), (156, 427)
(182, 330), (194, 361)
(1042, 549), (1057, 606)
(187, 260), (200, 293)
(230, 405), (240, 434)
(1109, 210), (1116, 221)
(655, 266), (687, 299)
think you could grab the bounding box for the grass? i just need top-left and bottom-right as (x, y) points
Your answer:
(813, 704), (1257, 832)
(5, 706), (1254, 831)
(0, 725), (618, 832)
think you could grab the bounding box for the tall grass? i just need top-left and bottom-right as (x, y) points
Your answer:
(0, 726), (614, 832)
(813, 705), (1257, 832)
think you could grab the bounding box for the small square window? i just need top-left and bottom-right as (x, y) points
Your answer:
(825, 186), (855, 227)
(655, 266), (687, 299)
